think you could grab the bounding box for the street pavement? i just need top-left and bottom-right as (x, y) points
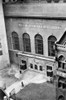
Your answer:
(0, 64), (56, 100)
(0, 64), (47, 88)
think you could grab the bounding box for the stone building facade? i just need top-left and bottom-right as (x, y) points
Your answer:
(0, 0), (9, 70)
(55, 32), (66, 100)
(2, 0), (66, 80)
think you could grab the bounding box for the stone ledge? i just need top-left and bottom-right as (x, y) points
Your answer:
(3, 3), (66, 18)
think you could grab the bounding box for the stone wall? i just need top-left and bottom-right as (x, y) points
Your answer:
(0, 0), (10, 69)
(5, 18), (66, 56)
(3, 3), (66, 18)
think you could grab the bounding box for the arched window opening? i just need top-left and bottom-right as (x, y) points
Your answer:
(59, 55), (65, 61)
(23, 33), (31, 52)
(35, 34), (43, 55)
(58, 95), (64, 100)
(12, 32), (20, 50)
(48, 35), (57, 56)
(58, 55), (65, 69)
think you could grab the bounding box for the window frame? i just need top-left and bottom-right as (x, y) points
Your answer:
(12, 32), (20, 50)
(23, 33), (31, 52)
(48, 35), (57, 57)
(35, 34), (43, 55)
(30, 63), (33, 69)
(35, 64), (38, 70)
(39, 66), (43, 71)
(46, 65), (53, 77)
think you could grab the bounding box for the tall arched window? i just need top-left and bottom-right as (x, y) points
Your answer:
(48, 35), (57, 56)
(35, 34), (43, 54)
(23, 33), (31, 52)
(12, 32), (20, 50)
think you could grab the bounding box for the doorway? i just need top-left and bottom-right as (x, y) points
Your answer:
(20, 60), (27, 70)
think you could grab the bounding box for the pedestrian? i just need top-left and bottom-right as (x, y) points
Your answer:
(22, 82), (24, 87)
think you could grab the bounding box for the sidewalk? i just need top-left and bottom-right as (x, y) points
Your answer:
(0, 64), (19, 88)
(4, 69), (47, 97)
(0, 64), (47, 98)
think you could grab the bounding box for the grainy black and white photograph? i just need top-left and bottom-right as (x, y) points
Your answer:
(0, 0), (66, 100)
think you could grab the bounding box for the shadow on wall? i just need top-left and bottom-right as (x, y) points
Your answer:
(9, 50), (19, 64)
(0, 88), (7, 100)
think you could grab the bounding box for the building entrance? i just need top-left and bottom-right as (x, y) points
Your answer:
(20, 60), (27, 70)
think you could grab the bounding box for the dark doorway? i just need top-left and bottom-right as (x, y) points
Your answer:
(20, 60), (27, 70)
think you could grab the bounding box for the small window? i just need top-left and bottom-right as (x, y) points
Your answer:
(23, 33), (31, 52)
(35, 65), (38, 70)
(22, 60), (26, 63)
(47, 71), (53, 77)
(58, 62), (64, 69)
(47, 71), (50, 77)
(58, 55), (65, 69)
(30, 63), (33, 69)
(47, 66), (52, 70)
(58, 82), (63, 88)
(16, 53), (18, 57)
(58, 82), (66, 89)
(39, 66), (43, 71)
